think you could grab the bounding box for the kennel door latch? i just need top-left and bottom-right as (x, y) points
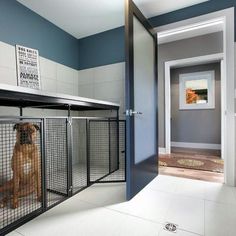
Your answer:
(68, 186), (73, 193)
(126, 109), (143, 116)
(66, 119), (72, 126)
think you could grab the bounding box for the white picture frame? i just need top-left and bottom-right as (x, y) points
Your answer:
(16, 45), (41, 90)
(179, 70), (215, 110)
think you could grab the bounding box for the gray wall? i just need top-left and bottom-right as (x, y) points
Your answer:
(158, 32), (223, 147)
(170, 63), (221, 144)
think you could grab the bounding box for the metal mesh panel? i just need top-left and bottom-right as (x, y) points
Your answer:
(89, 120), (126, 183)
(110, 121), (118, 172)
(119, 121), (126, 180)
(89, 121), (109, 182)
(72, 119), (87, 194)
(100, 120), (126, 182)
(0, 120), (42, 232)
(45, 118), (68, 208)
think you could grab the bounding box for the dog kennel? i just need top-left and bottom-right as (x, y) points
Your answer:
(0, 85), (126, 235)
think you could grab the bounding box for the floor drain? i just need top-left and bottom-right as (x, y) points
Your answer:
(164, 222), (178, 233)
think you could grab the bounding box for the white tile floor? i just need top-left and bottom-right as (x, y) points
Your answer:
(7, 175), (236, 236)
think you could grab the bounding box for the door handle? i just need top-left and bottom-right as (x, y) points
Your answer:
(132, 111), (143, 115)
(126, 109), (143, 116)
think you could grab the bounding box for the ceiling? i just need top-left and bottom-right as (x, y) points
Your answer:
(17, 0), (208, 39)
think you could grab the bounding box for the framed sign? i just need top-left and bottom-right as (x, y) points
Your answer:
(16, 45), (41, 90)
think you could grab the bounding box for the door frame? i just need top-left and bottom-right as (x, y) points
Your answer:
(164, 53), (224, 155)
(158, 7), (235, 185)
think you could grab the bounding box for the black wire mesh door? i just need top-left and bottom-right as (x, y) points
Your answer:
(100, 120), (126, 182)
(45, 118), (69, 208)
(88, 120), (126, 184)
(0, 119), (43, 235)
(71, 118), (88, 194)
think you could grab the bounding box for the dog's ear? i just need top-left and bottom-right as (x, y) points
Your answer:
(33, 124), (40, 131)
(13, 123), (20, 131)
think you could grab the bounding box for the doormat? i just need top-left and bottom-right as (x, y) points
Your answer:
(159, 156), (224, 173)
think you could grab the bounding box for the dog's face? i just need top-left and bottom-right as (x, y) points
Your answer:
(13, 123), (40, 145)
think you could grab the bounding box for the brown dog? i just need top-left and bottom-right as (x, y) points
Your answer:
(0, 123), (41, 209)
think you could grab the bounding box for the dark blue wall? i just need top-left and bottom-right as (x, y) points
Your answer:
(78, 27), (125, 70)
(149, 0), (236, 31)
(78, 0), (236, 70)
(0, 0), (79, 70)
(0, 0), (235, 71)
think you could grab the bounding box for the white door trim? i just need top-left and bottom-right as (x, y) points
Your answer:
(159, 147), (167, 154)
(158, 7), (234, 186)
(164, 53), (224, 155)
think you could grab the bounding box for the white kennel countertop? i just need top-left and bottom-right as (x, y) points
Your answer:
(0, 84), (119, 111)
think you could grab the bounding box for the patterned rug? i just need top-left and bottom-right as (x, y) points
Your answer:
(159, 156), (224, 173)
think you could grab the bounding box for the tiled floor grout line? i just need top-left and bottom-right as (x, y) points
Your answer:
(177, 228), (203, 236)
(173, 226), (203, 236)
(204, 198), (236, 206)
(104, 205), (165, 225)
(14, 230), (25, 236)
(147, 187), (205, 200)
(105, 200), (203, 236)
(147, 186), (236, 207)
(60, 197), (102, 208)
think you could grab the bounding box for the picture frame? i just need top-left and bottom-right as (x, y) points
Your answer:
(179, 70), (215, 110)
(16, 45), (41, 90)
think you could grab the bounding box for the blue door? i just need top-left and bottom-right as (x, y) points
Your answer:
(125, 0), (158, 200)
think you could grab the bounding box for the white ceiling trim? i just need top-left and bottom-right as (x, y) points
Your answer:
(157, 18), (224, 44)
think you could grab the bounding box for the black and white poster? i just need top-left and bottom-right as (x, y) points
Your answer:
(16, 45), (41, 90)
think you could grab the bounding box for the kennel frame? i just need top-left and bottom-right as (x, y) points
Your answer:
(0, 84), (125, 235)
(0, 84), (119, 111)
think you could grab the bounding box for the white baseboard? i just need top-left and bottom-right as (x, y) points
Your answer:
(159, 147), (166, 154)
(171, 142), (221, 150)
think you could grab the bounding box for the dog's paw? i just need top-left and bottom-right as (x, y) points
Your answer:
(0, 202), (6, 208)
(11, 199), (19, 209)
(0, 197), (8, 208)
(37, 195), (42, 202)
